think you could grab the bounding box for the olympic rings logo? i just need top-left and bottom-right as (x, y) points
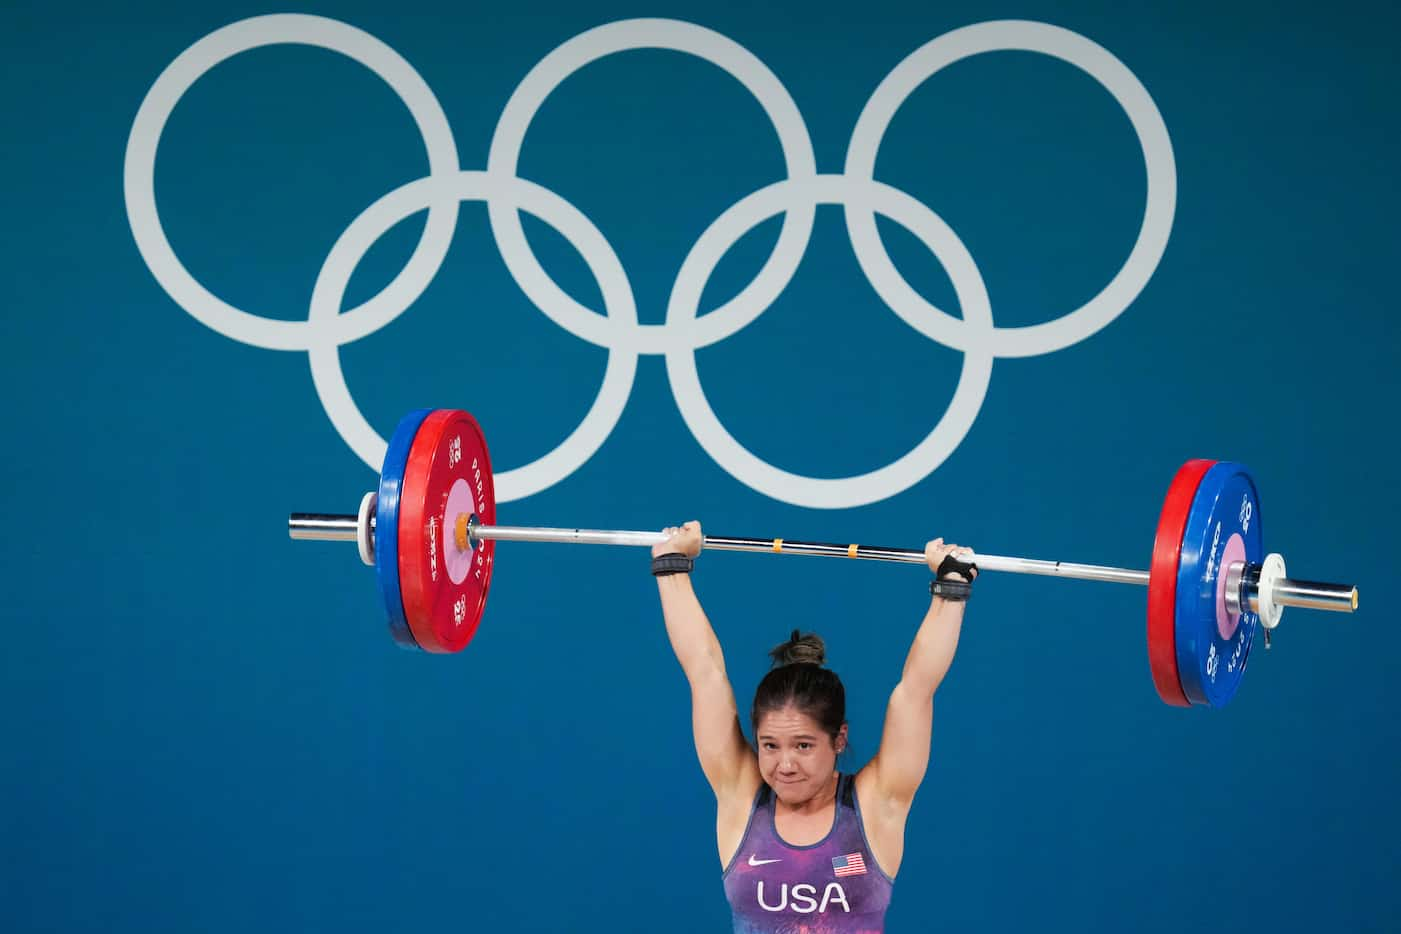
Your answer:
(123, 15), (1175, 509)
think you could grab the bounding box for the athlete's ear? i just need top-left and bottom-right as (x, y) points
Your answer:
(834, 723), (849, 755)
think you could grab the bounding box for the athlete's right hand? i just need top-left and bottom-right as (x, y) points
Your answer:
(653, 520), (703, 559)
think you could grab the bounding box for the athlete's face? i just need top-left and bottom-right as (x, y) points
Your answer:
(755, 705), (847, 803)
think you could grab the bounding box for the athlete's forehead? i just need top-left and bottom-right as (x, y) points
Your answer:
(755, 705), (825, 739)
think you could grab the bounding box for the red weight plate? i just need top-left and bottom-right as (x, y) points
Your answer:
(397, 409), (497, 654)
(1147, 459), (1215, 707)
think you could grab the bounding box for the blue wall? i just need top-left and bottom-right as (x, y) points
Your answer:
(4, 0), (1398, 931)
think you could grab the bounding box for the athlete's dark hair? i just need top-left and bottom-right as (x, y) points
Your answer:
(751, 630), (846, 744)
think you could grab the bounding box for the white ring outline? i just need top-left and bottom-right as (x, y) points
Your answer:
(844, 19), (1176, 358)
(306, 171), (638, 503)
(124, 13), (460, 351)
(486, 18), (819, 355)
(666, 175), (994, 509)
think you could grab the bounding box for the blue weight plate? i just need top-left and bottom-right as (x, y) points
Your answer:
(1174, 462), (1263, 707)
(377, 409), (433, 650)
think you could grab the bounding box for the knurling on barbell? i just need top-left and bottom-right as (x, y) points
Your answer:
(288, 409), (1359, 709)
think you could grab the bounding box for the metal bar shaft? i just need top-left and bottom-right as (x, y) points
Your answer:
(477, 526), (1152, 585)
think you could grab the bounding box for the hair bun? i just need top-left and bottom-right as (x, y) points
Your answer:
(769, 629), (826, 668)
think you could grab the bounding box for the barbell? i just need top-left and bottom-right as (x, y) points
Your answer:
(288, 408), (1358, 708)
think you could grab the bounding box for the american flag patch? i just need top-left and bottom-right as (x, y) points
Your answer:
(832, 853), (867, 877)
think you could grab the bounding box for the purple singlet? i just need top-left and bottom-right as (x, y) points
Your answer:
(722, 774), (893, 934)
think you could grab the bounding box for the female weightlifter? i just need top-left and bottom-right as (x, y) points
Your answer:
(652, 521), (976, 934)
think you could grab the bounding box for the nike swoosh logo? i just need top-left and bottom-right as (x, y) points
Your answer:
(748, 855), (782, 867)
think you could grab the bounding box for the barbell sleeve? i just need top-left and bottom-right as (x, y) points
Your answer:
(289, 514), (358, 542)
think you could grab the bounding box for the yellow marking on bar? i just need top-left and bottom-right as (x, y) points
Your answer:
(848, 544), (858, 558)
(773, 538), (784, 553)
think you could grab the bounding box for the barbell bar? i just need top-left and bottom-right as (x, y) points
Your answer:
(288, 514), (1353, 615)
(287, 409), (1359, 708)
